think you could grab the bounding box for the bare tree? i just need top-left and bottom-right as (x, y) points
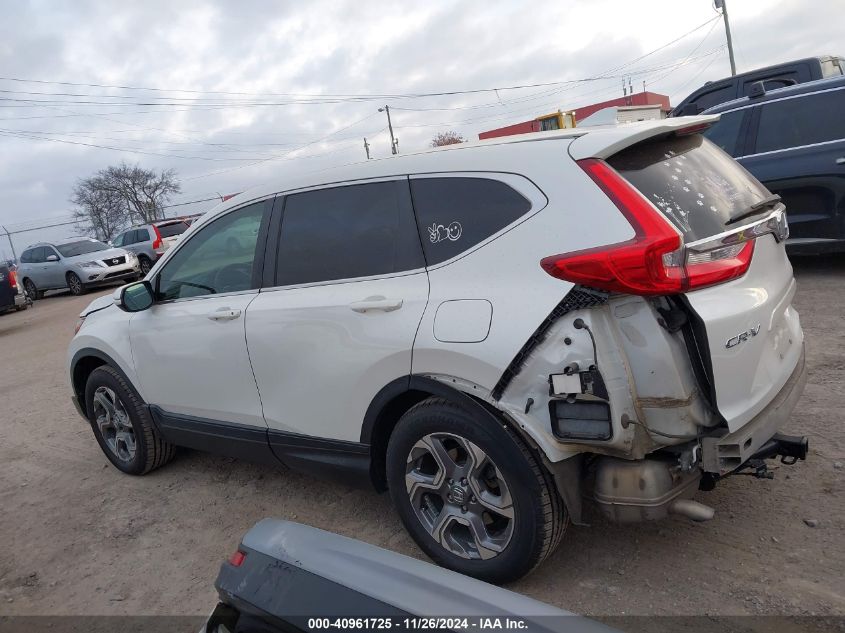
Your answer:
(97, 163), (181, 224)
(70, 178), (126, 241)
(431, 131), (465, 147)
(71, 163), (182, 237)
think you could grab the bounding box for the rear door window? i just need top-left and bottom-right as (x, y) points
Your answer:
(275, 180), (424, 286)
(20, 249), (32, 264)
(703, 109), (748, 157)
(754, 89), (845, 153)
(157, 222), (188, 238)
(608, 134), (770, 241)
(410, 177), (532, 265)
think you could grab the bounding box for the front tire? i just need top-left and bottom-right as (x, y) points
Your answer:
(84, 366), (176, 475)
(67, 272), (86, 296)
(386, 397), (567, 584)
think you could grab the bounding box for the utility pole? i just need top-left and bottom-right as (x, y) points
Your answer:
(715, 0), (737, 76)
(0, 225), (16, 263)
(363, 137), (371, 159)
(378, 106), (398, 155)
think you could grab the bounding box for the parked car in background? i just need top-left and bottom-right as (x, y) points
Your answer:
(111, 219), (190, 275)
(18, 238), (140, 298)
(0, 263), (29, 313)
(703, 76), (845, 254)
(69, 117), (807, 583)
(672, 54), (844, 115)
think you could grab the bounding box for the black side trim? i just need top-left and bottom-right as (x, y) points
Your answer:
(149, 406), (280, 466)
(149, 405), (374, 488)
(491, 287), (609, 401)
(360, 376), (412, 444)
(268, 430), (372, 488)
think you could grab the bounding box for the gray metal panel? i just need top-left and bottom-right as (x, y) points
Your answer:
(241, 519), (616, 631)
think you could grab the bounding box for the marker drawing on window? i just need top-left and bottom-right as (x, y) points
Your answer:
(428, 221), (463, 244)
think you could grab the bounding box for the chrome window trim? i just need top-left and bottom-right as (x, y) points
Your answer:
(737, 137), (845, 160)
(684, 205), (789, 254)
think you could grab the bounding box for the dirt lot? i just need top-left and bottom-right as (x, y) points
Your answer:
(1, 258), (843, 626)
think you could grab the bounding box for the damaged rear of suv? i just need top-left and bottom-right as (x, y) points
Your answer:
(502, 124), (807, 527)
(68, 115), (807, 585)
(399, 116), (806, 581)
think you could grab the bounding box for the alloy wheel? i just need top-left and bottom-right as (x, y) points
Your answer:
(68, 273), (82, 295)
(92, 386), (137, 463)
(24, 279), (37, 299)
(405, 433), (515, 560)
(140, 258), (152, 275)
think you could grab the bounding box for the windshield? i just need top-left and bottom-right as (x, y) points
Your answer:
(608, 134), (771, 241)
(56, 239), (110, 257)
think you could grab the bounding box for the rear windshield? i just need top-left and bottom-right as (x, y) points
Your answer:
(607, 134), (770, 241)
(56, 240), (109, 257)
(156, 221), (189, 238)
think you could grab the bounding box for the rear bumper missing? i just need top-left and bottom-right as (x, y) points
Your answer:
(701, 345), (808, 476)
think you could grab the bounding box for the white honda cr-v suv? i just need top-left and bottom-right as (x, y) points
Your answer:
(68, 115), (808, 583)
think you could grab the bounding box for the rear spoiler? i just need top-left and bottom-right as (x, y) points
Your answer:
(568, 114), (721, 161)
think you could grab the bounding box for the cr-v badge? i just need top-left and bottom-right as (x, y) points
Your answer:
(726, 324), (761, 349)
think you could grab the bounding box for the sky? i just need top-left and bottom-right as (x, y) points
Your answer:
(0, 0), (842, 259)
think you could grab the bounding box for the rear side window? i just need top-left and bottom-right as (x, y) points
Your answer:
(703, 109), (747, 156)
(20, 249), (32, 263)
(275, 180), (424, 286)
(157, 222), (188, 238)
(755, 89), (845, 153)
(608, 135), (769, 241)
(410, 177), (531, 265)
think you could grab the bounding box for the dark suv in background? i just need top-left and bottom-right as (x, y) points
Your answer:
(673, 55), (844, 115)
(702, 76), (845, 254)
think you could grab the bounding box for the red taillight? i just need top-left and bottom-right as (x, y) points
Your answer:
(228, 550), (246, 567)
(540, 159), (753, 296)
(8, 269), (17, 289)
(151, 225), (163, 250)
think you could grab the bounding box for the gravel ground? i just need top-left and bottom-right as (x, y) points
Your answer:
(0, 258), (843, 629)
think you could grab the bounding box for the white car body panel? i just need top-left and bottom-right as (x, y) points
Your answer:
(683, 235), (803, 431)
(69, 305), (140, 396)
(129, 291), (265, 427)
(246, 272), (429, 441)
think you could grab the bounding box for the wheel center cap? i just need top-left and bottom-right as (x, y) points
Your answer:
(450, 483), (467, 504)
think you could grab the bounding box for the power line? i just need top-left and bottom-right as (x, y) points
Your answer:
(0, 16), (721, 107)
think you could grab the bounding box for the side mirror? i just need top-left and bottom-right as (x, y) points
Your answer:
(114, 280), (155, 312)
(46, 254), (59, 262)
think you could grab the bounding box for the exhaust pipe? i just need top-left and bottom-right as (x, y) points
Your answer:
(669, 499), (715, 522)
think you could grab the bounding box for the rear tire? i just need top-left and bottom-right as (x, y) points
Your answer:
(67, 271), (87, 296)
(386, 397), (567, 584)
(84, 366), (176, 475)
(23, 278), (43, 300)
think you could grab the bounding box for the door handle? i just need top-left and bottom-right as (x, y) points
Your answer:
(836, 157), (845, 165)
(349, 296), (403, 313)
(207, 307), (242, 321)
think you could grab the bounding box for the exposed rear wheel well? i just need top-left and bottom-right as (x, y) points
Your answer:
(368, 389), (431, 491)
(365, 377), (535, 492)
